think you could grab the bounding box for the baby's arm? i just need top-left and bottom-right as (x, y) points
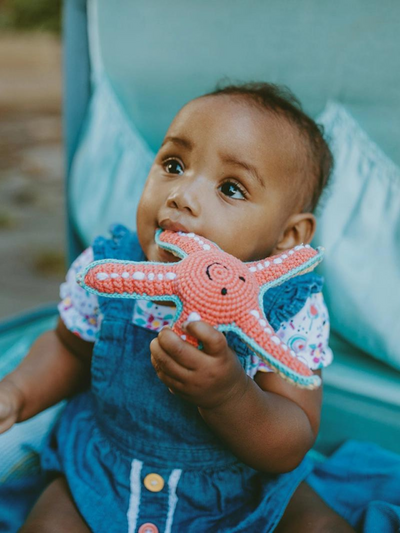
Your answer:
(0, 318), (93, 434)
(150, 321), (321, 474)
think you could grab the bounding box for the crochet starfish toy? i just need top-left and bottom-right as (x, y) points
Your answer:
(78, 230), (324, 389)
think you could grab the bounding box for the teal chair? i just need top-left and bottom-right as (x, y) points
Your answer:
(1, 0), (399, 529)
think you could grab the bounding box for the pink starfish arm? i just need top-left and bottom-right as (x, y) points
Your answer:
(77, 259), (178, 299)
(234, 309), (321, 389)
(156, 230), (220, 257)
(246, 245), (324, 291)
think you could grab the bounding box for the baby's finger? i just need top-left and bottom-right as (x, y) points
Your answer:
(150, 338), (192, 381)
(157, 328), (199, 369)
(184, 321), (227, 356)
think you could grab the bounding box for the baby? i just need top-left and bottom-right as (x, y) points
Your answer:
(0, 83), (353, 532)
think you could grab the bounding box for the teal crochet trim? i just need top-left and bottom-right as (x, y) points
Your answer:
(154, 229), (188, 259)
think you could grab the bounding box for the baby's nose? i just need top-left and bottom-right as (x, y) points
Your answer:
(166, 180), (201, 216)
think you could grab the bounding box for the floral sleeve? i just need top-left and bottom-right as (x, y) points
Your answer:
(247, 292), (333, 378)
(58, 247), (101, 342)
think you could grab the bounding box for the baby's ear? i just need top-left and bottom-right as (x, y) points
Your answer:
(274, 213), (316, 252)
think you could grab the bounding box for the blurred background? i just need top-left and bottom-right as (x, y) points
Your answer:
(0, 0), (64, 320)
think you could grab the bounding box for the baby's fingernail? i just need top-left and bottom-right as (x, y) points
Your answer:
(187, 312), (201, 323)
(182, 312), (202, 331)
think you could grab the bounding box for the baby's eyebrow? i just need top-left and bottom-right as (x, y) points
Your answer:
(161, 135), (193, 150)
(221, 155), (265, 188)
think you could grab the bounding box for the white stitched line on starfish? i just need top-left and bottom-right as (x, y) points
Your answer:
(247, 244), (308, 272)
(250, 312), (277, 332)
(177, 232), (211, 251)
(96, 271), (176, 282)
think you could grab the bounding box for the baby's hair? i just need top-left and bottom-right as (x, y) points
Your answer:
(205, 82), (333, 213)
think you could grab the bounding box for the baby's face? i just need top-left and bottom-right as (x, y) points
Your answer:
(137, 95), (299, 263)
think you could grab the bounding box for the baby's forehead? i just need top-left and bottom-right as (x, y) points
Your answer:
(168, 95), (303, 171)
(170, 95), (301, 146)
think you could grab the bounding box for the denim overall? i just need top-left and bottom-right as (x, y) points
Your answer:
(42, 224), (322, 533)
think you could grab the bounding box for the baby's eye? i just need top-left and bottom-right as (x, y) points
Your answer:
(163, 158), (184, 175)
(219, 181), (246, 200)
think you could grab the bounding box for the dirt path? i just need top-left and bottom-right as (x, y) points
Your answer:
(0, 33), (65, 320)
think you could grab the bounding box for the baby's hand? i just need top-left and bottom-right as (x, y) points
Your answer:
(0, 380), (23, 434)
(150, 322), (248, 410)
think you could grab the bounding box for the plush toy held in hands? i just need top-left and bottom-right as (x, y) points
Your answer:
(78, 230), (324, 389)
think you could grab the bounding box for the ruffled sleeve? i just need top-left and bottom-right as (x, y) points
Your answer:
(58, 248), (101, 342)
(247, 292), (333, 378)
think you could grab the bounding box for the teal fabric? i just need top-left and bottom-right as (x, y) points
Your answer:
(70, 75), (154, 246)
(314, 102), (400, 370)
(95, 0), (400, 165)
(316, 332), (400, 456)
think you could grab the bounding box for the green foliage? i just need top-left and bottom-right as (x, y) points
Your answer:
(0, 0), (62, 33)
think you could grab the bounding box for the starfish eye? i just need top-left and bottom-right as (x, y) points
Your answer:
(239, 276), (246, 282)
(221, 288), (228, 295)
